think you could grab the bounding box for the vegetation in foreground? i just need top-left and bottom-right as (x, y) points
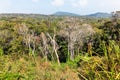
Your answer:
(0, 14), (119, 80)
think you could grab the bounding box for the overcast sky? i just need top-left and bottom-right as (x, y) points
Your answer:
(0, 0), (120, 15)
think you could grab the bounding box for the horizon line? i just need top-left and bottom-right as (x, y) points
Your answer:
(0, 11), (113, 15)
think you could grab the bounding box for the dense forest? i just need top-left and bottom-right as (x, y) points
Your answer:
(0, 14), (119, 80)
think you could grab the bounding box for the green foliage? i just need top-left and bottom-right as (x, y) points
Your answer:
(108, 40), (120, 60)
(0, 15), (119, 80)
(56, 35), (68, 63)
(0, 47), (3, 56)
(0, 72), (24, 80)
(100, 41), (107, 57)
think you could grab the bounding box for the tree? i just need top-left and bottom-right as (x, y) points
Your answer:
(58, 18), (95, 60)
(40, 32), (49, 61)
(15, 23), (36, 55)
(47, 33), (60, 66)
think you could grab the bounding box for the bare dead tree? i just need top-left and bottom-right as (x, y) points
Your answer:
(40, 32), (49, 61)
(30, 31), (36, 56)
(47, 33), (60, 66)
(15, 24), (36, 56)
(58, 18), (95, 61)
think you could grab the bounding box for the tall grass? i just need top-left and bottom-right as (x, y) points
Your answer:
(78, 40), (120, 80)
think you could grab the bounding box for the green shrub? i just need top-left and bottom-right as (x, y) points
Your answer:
(0, 47), (3, 56)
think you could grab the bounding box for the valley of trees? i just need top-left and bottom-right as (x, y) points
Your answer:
(0, 14), (119, 80)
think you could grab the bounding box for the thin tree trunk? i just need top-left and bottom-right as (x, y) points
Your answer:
(41, 32), (48, 62)
(70, 49), (74, 61)
(47, 33), (60, 66)
(54, 47), (60, 66)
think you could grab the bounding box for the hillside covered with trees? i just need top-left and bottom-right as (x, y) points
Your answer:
(0, 14), (119, 80)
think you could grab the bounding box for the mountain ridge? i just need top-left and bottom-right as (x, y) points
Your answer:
(52, 11), (80, 16)
(52, 11), (111, 18)
(86, 12), (112, 18)
(0, 12), (112, 18)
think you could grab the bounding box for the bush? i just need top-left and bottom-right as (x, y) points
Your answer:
(0, 47), (3, 56)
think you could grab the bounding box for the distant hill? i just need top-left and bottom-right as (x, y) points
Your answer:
(53, 12), (111, 18)
(87, 12), (111, 18)
(0, 12), (112, 18)
(52, 11), (80, 16)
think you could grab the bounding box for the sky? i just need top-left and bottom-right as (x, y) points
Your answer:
(0, 0), (120, 15)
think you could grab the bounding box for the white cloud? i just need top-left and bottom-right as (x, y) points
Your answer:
(0, 0), (11, 12)
(51, 0), (64, 7)
(100, 0), (119, 7)
(32, 0), (39, 2)
(78, 0), (88, 7)
(72, 0), (88, 7)
(97, 0), (120, 12)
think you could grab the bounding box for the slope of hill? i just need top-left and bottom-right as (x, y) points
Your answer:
(53, 11), (80, 16)
(53, 12), (111, 18)
(87, 12), (111, 18)
(0, 12), (112, 18)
